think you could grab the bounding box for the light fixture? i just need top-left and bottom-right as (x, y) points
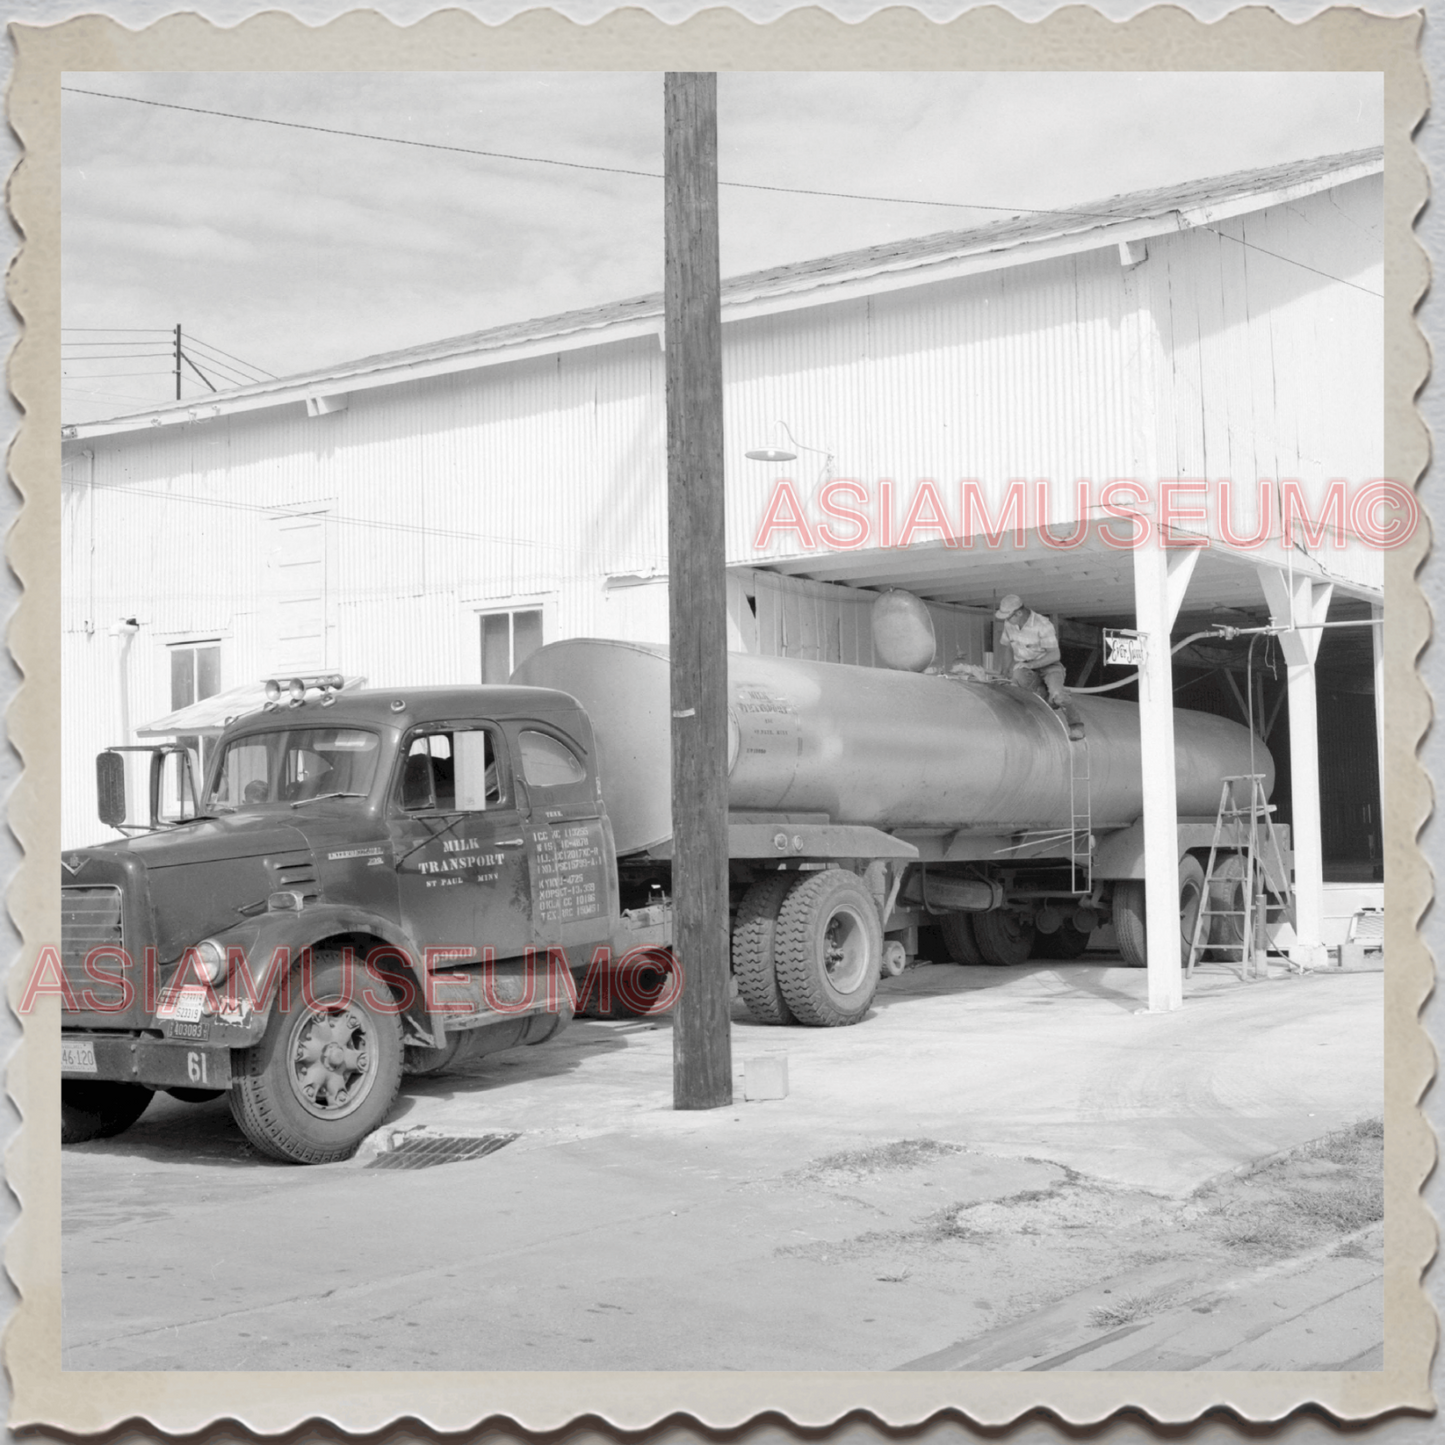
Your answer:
(743, 421), (834, 482)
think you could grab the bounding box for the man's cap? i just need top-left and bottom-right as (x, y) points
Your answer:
(995, 594), (1023, 620)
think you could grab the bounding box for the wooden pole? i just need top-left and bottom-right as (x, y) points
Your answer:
(664, 73), (732, 1109)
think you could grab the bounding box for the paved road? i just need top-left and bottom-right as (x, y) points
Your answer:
(60, 960), (1383, 1372)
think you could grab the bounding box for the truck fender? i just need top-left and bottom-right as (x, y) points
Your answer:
(199, 905), (430, 1036)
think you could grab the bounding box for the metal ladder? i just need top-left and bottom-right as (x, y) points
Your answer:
(1186, 774), (1293, 979)
(1068, 737), (1092, 894)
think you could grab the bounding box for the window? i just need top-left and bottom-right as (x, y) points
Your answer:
(481, 609), (543, 684)
(169, 641), (221, 802)
(519, 730), (585, 787)
(399, 728), (504, 812)
(205, 727), (380, 810)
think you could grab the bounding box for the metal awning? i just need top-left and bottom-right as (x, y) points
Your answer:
(136, 676), (367, 739)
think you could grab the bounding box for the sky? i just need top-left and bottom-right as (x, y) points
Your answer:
(60, 71), (1382, 425)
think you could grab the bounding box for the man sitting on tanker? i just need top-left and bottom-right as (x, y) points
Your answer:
(996, 594), (1086, 740)
(996, 595), (1066, 704)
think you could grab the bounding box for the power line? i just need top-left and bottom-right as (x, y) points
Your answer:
(58, 475), (620, 559)
(1204, 226), (1383, 300)
(183, 332), (278, 378)
(62, 326), (172, 334)
(61, 370), (175, 378)
(61, 83), (1128, 222)
(63, 85), (1384, 299)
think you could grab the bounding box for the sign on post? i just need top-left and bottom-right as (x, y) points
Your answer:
(1103, 629), (1148, 668)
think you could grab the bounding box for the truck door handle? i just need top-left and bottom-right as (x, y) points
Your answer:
(495, 838), (525, 847)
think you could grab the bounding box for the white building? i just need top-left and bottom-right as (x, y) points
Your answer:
(61, 147), (1386, 976)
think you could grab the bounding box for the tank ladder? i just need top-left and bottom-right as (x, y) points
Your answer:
(1186, 774), (1293, 980)
(1068, 736), (1092, 894)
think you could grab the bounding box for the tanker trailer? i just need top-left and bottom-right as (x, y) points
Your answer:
(513, 640), (1283, 1027)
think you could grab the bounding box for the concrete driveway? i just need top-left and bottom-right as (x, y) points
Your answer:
(60, 958), (1383, 1372)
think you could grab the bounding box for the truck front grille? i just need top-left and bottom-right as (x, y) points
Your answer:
(61, 885), (128, 1008)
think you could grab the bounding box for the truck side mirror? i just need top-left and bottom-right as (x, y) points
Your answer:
(150, 747), (199, 826)
(96, 751), (128, 828)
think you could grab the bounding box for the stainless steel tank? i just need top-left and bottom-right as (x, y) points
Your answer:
(514, 639), (1274, 857)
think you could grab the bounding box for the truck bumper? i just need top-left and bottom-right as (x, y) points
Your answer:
(61, 1033), (233, 1091)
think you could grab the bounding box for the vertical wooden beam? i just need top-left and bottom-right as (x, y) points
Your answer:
(1133, 539), (1183, 1012)
(665, 73), (732, 1110)
(1257, 566), (1333, 965)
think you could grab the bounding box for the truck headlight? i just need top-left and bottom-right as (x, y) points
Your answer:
(194, 938), (227, 983)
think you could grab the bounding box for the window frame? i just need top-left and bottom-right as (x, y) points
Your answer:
(392, 721), (513, 817)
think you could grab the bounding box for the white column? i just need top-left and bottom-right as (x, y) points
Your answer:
(1257, 566), (1333, 965)
(1133, 543), (1200, 1012)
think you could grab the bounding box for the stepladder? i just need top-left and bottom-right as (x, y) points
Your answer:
(1186, 774), (1294, 980)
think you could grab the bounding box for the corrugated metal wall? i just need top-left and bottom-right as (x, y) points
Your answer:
(60, 177), (1382, 846)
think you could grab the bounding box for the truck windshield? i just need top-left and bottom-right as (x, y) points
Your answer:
(205, 727), (381, 812)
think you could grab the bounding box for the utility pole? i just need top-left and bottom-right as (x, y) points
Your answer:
(664, 72), (732, 1110)
(174, 324), (182, 400)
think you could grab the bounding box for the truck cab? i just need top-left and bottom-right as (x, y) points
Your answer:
(60, 683), (615, 1163)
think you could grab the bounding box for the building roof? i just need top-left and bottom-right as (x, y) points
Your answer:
(64, 146), (1382, 442)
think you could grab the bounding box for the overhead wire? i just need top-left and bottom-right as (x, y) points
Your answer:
(58, 473), (623, 560)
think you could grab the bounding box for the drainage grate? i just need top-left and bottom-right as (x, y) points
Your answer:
(368, 1131), (520, 1170)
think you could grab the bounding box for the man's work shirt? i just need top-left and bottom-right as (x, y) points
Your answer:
(1000, 610), (1059, 665)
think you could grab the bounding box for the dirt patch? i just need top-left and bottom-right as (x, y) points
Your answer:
(787, 1138), (965, 1187)
(770, 1123), (1384, 1338)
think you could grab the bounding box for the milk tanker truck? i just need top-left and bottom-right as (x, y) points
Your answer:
(515, 629), (1282, 1028)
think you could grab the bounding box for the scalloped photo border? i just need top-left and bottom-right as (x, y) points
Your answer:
(4, 4), (1433, 1433)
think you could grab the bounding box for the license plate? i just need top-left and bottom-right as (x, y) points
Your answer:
(61, 1040), (97, 1074)
(156, 986), (207, 1023)
(169, 1020), (208, 1041)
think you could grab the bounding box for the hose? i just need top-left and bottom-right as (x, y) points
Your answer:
(1066, 630), (1226, 693)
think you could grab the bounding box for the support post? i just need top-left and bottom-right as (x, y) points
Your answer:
(1257, 567), (1333, 965)
(664, 73), (732, 1110)
(1132, 540), (1198, 1012)
(174, 323), (182, 401)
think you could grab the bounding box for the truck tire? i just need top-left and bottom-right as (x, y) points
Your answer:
(229, 951), (404, 1164)
(1205, 853), (1251, 958)
(61, 1080), (154, 1144)
(732, 873), (797, 1024)
(940, 911), (985, 965)
(1115, 856), (1207, 970)
(972, 910), (1036, 967)
(1034, 921), (1091, 960)
(773, 869), (882, 1027)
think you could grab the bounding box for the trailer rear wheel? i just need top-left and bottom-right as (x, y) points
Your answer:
(940, 911), (986, 965)
(774, 870), (882, 1026)
(1035, 921), (1091, 960)
(1115, 856), (1206, 969)
(229, 951), (404, 1164)
(732, 873), (797, 1024)
(972, 910), (1036, 967)
(61, 1080), (153, 1144)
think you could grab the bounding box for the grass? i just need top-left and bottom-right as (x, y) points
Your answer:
(1088, 1294), (1155, 1329)
(1196, 1118), (1384, 1258)
(791, 1138), (964, 1185)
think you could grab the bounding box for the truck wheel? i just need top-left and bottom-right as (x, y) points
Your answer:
(1114, 857), (1206, 969)
(1034, 922), (1091, 960)
(732, 873), (796, 1024)
(940, 911), (985, 965)
(972, 910), (1036, 966)
(229, 951), (404, 1164)
(61, 1080), (154, 1144)
(1205, 853), (1251, 958)
(774, 870), (882, 1027)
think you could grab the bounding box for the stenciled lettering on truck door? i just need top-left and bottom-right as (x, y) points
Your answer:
(387, 723), (533, 962)
(515, 723), (616, 949)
